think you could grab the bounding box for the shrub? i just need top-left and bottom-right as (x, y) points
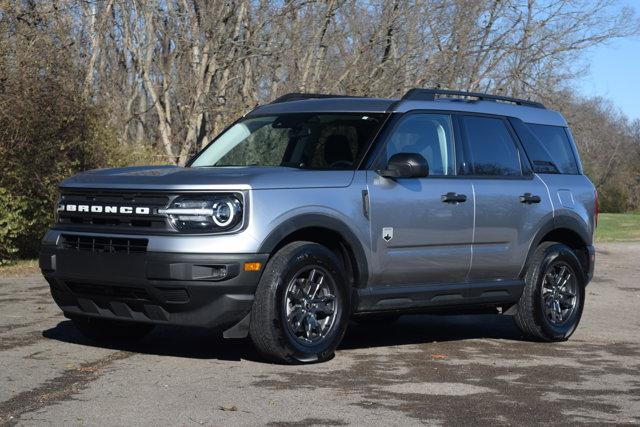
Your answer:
(0, 188), (32, 264)
(598, 186), (631, 214)
(0, 71), (160, 259)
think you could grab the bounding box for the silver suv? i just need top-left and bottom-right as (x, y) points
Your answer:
(40, 89), (597, 363)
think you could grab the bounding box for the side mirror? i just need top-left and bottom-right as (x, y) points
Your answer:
(377, 153), (429, 179)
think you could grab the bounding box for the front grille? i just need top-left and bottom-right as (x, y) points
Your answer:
(67, 282), (151, 301)
(57, 190), (173, 232)
(60, 234), (148, 253)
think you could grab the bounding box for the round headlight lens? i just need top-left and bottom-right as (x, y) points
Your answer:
(213, 200), (236, 227)
(160, 194), (243, 233)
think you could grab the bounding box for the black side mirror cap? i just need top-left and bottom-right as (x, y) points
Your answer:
(377, 153), (429, 179)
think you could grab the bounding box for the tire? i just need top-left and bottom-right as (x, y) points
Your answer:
(514, 242), (586, 342)
(249, 241), (350, 364)
(71, 316), (155, 341)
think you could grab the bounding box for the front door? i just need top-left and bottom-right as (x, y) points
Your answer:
(366, 112), (474, 287)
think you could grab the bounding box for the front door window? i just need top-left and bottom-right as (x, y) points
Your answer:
(384, 114), (455, 176)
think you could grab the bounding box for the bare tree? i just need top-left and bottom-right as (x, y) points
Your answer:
(3, 0), (640, 171)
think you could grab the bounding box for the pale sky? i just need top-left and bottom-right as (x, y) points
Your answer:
(575, 2), (640, 121)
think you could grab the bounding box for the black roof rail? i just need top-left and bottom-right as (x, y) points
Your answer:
(270, 92), (358, 104)
(401, 88), (546, 109)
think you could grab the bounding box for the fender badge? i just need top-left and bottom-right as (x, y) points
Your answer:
(383, 227), (393, 242)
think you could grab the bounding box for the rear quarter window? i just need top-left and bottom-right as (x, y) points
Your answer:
(525, 123), (579, 174)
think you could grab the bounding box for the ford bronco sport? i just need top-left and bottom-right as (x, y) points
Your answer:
(40, 88), (596, 363)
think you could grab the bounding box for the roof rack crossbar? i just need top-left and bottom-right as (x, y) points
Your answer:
(401, 88), (546, 109)
(270, 92), (358, 104)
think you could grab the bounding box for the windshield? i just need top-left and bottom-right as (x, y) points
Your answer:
(190, 113), (385, 169)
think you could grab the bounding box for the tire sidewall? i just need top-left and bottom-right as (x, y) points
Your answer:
(271, 243), (350, 362)
(531, 244), (585, 340)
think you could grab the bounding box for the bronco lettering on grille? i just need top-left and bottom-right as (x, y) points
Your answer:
(58, 204), (151, 215)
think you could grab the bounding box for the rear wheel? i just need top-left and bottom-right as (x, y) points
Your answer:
(71, 316), (154, 341)
(514, 242), (585, 341)
(249, 241), (350, 363)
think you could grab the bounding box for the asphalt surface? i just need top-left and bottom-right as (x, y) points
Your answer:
(1, 242), (640, 426)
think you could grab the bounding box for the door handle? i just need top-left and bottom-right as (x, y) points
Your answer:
(520, 193), (541, 204)
(441, 192), (467, 203)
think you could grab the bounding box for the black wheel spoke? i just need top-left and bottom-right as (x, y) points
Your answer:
(287, 307), (305, 329)
(543, 273), (557, 293)
(558, 289), (576, 298)
(287, 290), (302, 303)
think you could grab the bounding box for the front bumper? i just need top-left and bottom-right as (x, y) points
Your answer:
(40, 243), (268, 330)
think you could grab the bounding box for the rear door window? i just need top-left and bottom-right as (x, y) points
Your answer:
(525, 124), (579, 174)
(459, 116), (523, 177)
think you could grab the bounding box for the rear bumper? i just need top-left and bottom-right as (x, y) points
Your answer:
(40, 244), (268, 330)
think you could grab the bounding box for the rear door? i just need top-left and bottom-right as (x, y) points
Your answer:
(457, 114), (553, 281)
(366, 112), (474, 286)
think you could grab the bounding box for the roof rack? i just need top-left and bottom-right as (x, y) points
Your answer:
(401, 88), (546, 109)
(270, 92), (358, 104)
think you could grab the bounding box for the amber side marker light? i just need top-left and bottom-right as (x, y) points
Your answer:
(244, 262), (262, 271)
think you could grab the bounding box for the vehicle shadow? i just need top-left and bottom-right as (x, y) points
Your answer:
(42, 314), (523, 362)
(340, 313), (522, 350)
(42, 320), (260, 362)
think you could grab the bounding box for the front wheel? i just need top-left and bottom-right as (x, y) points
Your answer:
(514, 242), (586, 341)
(249, 241), (350, 363)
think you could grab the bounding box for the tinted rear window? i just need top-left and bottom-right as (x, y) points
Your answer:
(460, 116), (522, 176)
(526, 124), (579, 174)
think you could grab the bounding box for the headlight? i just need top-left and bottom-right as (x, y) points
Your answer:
(159, 194), (243, 233)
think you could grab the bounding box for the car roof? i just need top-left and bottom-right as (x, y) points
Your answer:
(246, 93), (567, 127)
(248, 98), (395, 116)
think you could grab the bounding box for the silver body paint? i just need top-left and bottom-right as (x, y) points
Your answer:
(43, 97), (596, 308)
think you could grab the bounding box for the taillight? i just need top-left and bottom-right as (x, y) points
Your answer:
(594, 189), (599, 228)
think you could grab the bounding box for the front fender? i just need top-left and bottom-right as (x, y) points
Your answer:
(257, 212), (370, 288)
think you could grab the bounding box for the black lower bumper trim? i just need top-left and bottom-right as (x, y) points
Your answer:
(40, 245), (268, 329)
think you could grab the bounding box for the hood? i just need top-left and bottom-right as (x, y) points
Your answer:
(60, 165), (355, 191)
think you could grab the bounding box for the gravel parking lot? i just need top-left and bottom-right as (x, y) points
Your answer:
(1, 242), (639, 426)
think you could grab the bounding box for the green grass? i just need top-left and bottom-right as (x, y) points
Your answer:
(0, 259), (39, 277)
(595, 213), (640, 242)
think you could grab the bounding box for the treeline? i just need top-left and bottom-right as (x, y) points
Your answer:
(554, 94), (640, 213)
(0, 0), (639, 262)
